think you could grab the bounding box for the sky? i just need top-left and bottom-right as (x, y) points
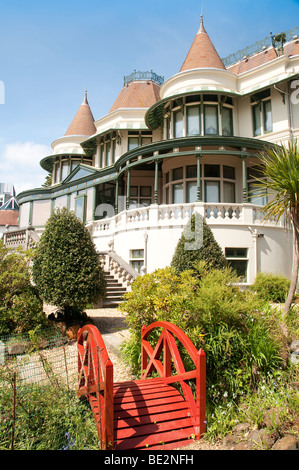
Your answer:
(0, 0), (299, 194)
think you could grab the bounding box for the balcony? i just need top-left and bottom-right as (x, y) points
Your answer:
(87, 202), (286, 237)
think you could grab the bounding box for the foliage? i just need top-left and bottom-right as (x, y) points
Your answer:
(119, 265), (284, 403)
(252, 141), (299, 317)
(32, 207), (106, 322)
(171, 213), (227, 275)
(250, 272), (291, 303)
(0, 380), (99, 450)
(0, 240), (49, 336)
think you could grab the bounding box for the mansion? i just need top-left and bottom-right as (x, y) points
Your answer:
(9, 18), (299, 286)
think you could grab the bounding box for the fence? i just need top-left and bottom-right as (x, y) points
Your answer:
(0, 327), (99, 450)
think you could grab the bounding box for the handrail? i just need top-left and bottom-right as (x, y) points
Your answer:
(77, 325), (113, 450)
(98, 250), (139, 288)
(141, 321), (206, 439)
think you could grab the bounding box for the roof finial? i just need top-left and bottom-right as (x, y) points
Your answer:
(83, 90), (88, 105)
(198, 10), (206, 33)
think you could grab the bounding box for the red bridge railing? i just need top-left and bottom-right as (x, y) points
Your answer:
(141, 321), (206, 439)
(77, 321), (206, 449)
(77, 324), (114, 449)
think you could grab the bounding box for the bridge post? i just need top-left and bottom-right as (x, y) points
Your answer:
(196, 348), (206, 438)
(104, 358), (114, 450)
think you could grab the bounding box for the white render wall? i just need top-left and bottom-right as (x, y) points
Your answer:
(89, 203), (293, 283)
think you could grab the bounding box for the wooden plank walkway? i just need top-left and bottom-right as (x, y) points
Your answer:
(77, 321), (206, 450)
(113, 378), (195, 450)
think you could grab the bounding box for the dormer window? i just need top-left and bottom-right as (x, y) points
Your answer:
(251, 89), (272, 136)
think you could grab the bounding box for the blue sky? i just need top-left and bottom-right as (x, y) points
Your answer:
(0, 0), (299, 194)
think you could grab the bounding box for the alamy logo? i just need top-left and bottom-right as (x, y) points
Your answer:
(290, 80), (299, 105)
(182, 212), (203, 251)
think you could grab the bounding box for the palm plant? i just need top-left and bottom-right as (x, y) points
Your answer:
(252, 140), (299, 329)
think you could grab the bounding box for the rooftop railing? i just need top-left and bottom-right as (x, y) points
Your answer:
(123, 70), (164, 87)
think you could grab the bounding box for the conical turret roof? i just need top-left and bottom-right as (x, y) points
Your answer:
(64, 91), (96, 136)
(109, 80), (161, 113)
(180, 15), (226, 72)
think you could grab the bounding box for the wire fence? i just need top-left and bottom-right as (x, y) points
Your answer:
(0, 327), (99, 450)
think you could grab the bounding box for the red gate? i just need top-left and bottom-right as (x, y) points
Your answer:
(77, 321), (206, 450)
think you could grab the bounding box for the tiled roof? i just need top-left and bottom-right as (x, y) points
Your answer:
(0, 210), (18, 226)
(109, 80), (161, 113)
(65, 91), (97, 136)
(227, 39), (299, 75)
(180, 16), (226, 72)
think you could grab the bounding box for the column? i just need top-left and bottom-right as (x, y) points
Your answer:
(241, 155), (247, 202)
(154, 160), (159, 204)
(196, 154), (202, 202)
(114, 178), (119, 214)
(94, 144), (101, 168)
(126, 169), (131, 210)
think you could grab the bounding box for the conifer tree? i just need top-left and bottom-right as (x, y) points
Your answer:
(171, 213), (227, 274)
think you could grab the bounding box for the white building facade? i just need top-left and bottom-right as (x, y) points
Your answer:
(13, 19), (299, 285)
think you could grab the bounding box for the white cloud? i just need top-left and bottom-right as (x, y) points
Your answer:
(0, 141), (51, 195)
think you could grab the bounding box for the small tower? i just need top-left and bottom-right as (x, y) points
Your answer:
(180, 15), (226, 72)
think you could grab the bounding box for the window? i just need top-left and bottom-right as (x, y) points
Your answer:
(205, 181), (220, 203)
(128, 137), (139, 151)
(54, 162), (60, 184)
(130, 249), (144, 273)
(173, 183), (184, 203)
(263, 100), (272, 133)
(186, 165), (197, 179)
(222, 107), (233, 136)
(105, 141), (111, 166)
(61, 161), (69, 181)
(187, 181), (197, 203)
(253, 104), (262, 136)
(71, 160), (80, 172)
(163, 94), (234, 139)
(75, 195), (86, 222)
(247, 166), (267, 206)
(128, 132), (152, 151)
(173, 167), (183, 181)
(204, 164), (220, 178)
(204, 105), (218, 135)
(251, 89), (272, 136)
(225, 248), (248, 282)
(223, 182), (235, 203)
(187, 106), (201, 135)
(173, 109), (184, 138)
(128, 185), (152, 208)
(164, 163), (236, 204)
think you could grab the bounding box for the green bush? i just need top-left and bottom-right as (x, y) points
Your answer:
(0, 240), (49, 336)
(119, 266), (283, 404)
(251, 272), (291, 303)
(0, 381), (98, 450)
(171, 213), (227, 274)
(32, 207), (106, 323)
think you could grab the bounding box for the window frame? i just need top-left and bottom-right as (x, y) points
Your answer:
(225, 247), (248, 282)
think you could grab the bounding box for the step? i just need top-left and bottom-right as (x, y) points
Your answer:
(102, 268), (130, 307)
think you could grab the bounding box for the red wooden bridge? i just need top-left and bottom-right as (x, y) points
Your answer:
(77, 321), (206, 450)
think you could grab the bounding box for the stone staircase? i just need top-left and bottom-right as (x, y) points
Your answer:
(99, 251), (140, 309)
(102, 271), (127, 308)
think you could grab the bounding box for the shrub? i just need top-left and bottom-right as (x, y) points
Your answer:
(32, 207), (106, 323)
(0, 240), (48, 336)
(171, 213), (227, 275)
(119, 265), (283, 404)
(251, 272), (291, 303)
(0, 382), (99, 450)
